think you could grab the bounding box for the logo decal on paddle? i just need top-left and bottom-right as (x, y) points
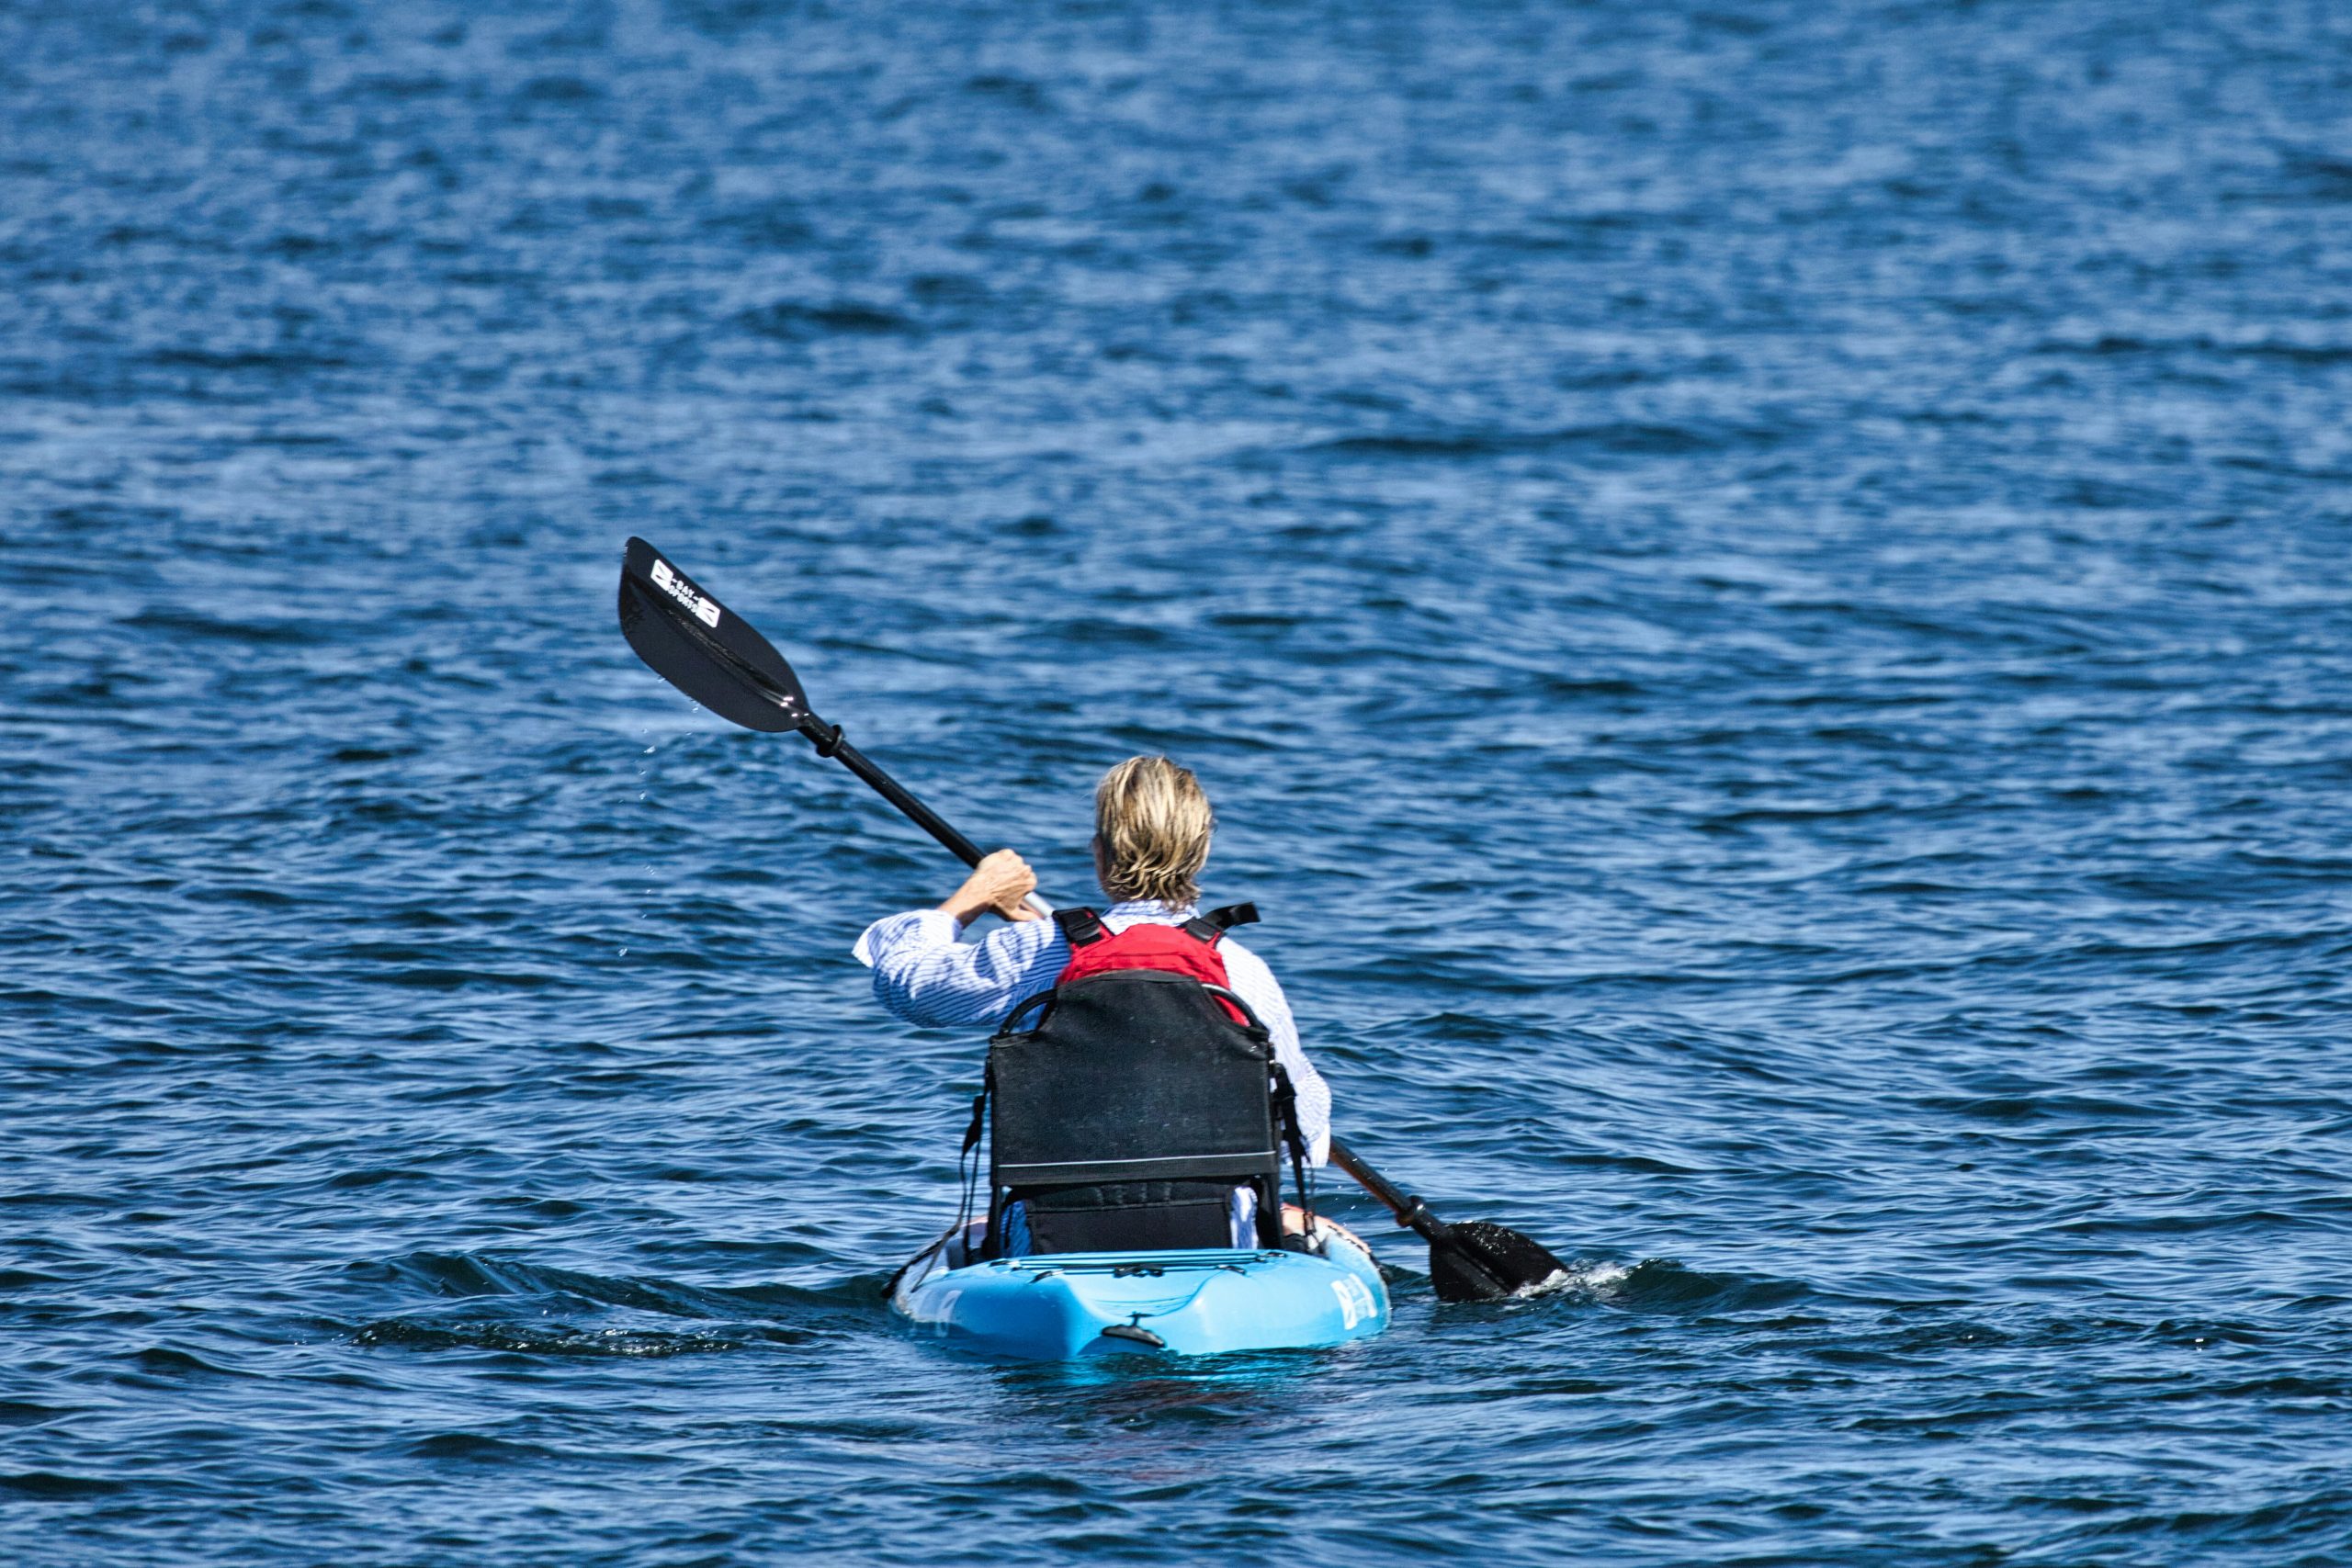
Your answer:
(649, 557), (721, 629)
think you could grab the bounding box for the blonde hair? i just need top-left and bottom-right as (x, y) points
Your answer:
(1094, 756), (1214, 907)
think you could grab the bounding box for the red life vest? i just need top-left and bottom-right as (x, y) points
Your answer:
(1052, 904), (1261, 1024)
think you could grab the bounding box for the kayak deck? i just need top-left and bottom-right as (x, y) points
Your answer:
(893, 1236), (1389, 1360)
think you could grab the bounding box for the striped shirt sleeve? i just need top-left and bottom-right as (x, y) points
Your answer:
(856, 910), (1069, 1029)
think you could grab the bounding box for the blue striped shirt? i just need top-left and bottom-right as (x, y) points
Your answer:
(854, 899), (1331, 1164)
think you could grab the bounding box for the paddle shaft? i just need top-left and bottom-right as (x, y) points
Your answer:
(799, 723), (1458, 1235)
(811, 720), (1470, 1249)
(816, 728), (988, 867)
(808, 723), (1560, 1291)
(788, 682), (1544, 1281)
(1329, 1136), (1454, 1245)
(802, 722), (1052, 919)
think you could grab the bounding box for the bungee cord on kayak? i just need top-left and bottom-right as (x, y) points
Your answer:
(616, 536), (1570, 1356)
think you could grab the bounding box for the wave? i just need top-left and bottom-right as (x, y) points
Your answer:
(352, 1316), (815, 1359)
(735, 300), (921, 341)
(1300, 420), (1790, 460)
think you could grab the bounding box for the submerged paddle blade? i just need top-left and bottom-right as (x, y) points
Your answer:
(618, 537), (813, 734)
(1429, 1220), (1572, 1303)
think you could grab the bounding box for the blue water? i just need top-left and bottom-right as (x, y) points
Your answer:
(6, 1), (2350, 1562)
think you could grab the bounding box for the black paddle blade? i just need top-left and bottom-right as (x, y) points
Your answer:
(1428, 1220), (1572, 1303)
(617, 537), (813, 734)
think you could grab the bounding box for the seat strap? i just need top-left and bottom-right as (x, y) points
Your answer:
(963, 1066), (992, 1257)
(1052, 907), (1107, 947)
(1182, 904), (1259, 943)
(959, 1084), (988, 1158)
(1270, 1062), (1314, 1239)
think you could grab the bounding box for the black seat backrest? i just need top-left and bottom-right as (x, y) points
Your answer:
(987, 970), (1283, 1255)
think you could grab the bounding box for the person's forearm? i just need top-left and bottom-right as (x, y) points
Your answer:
(866, 908), (1056, 1029)
(871, 915), (1004, 1026)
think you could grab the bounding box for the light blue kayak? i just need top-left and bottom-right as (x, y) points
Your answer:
(892, 1234), (1390, 1359)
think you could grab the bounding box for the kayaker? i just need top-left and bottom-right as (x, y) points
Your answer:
(855, 756), (1332, 1250)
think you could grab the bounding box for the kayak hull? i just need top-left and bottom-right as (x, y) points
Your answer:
(892, 1237), (1390, 1360)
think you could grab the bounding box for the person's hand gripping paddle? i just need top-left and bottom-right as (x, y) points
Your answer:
(616, 536), (1570, 1301)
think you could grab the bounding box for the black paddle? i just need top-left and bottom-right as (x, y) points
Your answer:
(616, 536), (1571, 1302)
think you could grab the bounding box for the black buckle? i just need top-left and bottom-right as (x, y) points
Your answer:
(1052, 907), (1107, 947)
